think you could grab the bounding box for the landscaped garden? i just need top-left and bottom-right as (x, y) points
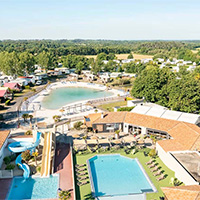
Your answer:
(73, 148), (176, 200)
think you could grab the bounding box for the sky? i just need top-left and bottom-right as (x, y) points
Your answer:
(0, 0), (200, 40)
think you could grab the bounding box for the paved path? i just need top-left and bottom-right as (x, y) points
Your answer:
(0, 178), (12, 200)
(54, 143), (74, 200)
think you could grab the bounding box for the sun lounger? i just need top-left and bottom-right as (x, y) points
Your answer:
(75, 168), (87, 172)
(156, 174), (165, 181)
(75, 164), (86, 168)
(76, 172), (88, 176)
(153, 170), (162, 176)
(151, 166), (159, 172)
(148, 163), (156, 168)
(146, 159), (154, 165)
(77, 181), (89, 186)
(77, 176), (89, 181)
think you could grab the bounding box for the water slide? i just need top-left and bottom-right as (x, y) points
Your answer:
(8, 132), (42, 179)
(41, 132), (52, 177)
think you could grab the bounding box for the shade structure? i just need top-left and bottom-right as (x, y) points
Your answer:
(91, 135), (98, 140)
(112, 140), (121, 144)
(72, 134), (80, 138)
(80, 124), (87, 129)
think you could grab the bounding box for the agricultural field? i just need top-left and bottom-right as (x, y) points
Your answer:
(85, 53), (154, 60)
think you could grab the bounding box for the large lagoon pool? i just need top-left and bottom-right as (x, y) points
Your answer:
(42, 87), (113, 109)
(87, 154), (156, 198)
(7, 175), (59, 199)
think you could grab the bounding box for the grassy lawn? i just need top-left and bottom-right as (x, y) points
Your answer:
(74, 149), (175, 200)
(98, 100), (127, 111)
(14, 89), (31, 97)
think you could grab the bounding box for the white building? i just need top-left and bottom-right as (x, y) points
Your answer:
(0, 131), (10, 168)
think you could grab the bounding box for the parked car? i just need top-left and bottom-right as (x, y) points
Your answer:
(35, 80), (42, 85)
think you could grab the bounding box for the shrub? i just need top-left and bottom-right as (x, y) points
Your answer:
(117, 106), (135, 112)
(21, 150), (32, 163)
(10, 154), (17, 162)
(3, 156), (11, 165)
(24, 96), (28, 101)
(0, 105), (4, 110)
(25, 130), (32, 135)
(5, 164), (15, 170)
(5, 100), (11, 106)
(58, 190), (71, 200)
(36, 165), (41, 173)
(0, 114), (4, 120)
(25, 85), (30, 89)
(53, 115), (61, 123)
(31, 88), (36, 92)
(74, 121), (83, 130)
(149, 149), (157, 158)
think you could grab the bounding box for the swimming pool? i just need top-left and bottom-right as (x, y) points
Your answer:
(42, 87), (113, 109)
(7, 175), (59, 199)
(87, 154), (156, 198)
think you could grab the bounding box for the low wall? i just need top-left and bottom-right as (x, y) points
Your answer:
(156, 143), (198, 185)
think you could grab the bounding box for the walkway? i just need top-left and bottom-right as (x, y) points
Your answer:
(0, 178), (12, 200)
(54, 143), (74, 200)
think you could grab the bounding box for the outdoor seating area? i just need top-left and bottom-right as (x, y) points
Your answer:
(75, 164), (89, 187)
(146, 158), (166, 181)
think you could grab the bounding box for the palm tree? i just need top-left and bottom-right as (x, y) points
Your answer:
(32, 151), (38, 165)
(29, 115), (33, 123)
(22, 113), (29, 123)
(58, 190), (71, 200)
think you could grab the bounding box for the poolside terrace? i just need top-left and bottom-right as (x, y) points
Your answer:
(74, 148), (176, 200)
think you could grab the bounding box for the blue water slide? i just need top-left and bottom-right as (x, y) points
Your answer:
(8, 132), (41, 179)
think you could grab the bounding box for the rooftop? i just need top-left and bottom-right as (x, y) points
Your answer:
(162, 185), (200, 200)
(0, 130), (10, 150)
(172, 152), (200, 182)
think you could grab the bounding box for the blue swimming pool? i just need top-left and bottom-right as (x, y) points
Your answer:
(42, 87), (113, 109)
(87, 154), (156, 197)
(7, 175), (59, 199)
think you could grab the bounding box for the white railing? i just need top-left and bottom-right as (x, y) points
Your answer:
(0, 170), (13, 178)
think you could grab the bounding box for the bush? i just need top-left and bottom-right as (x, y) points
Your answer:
(25, 85), (30, 89)
(0, 105), (4, 110)
(5, 164), (15, 170)
(10, 154), (17, 162)
(25, 130), (32, 135)
(3, 156), (11, 165)
(149, 149), (157, 158)
(21, 150), (32, 163)
(117, 106), (135, 112)
(74, 121), (83, 130)
(36, 166), (41, 173)
(5, 100), (11, 106)
(59, 190), (71, 200)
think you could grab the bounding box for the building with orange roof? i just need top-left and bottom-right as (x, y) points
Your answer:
(0, 130), (10, 167)
(85, 111), (200, 185)
(161, 185), (200, 200)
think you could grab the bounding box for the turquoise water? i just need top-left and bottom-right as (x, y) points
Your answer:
(88, 155), (154, 197)
(7, 175), (59, 199)
(42, 87), (113, 109)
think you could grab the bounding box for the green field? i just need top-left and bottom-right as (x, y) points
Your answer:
(74, 149), (176, 200)
(98, 100), (127, 112)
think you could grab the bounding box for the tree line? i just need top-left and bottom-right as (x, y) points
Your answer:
(131, 65), (200, 113)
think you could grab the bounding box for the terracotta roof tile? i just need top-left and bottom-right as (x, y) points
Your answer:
(162, 185), (200, 200)
(93, 112), (127, 124)
(125, 112), (179, 132)
(0, 131), (10, 150)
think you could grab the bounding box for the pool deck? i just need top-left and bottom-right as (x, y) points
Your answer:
(54, 143), (74, 200)
(0, 178), (12, 200)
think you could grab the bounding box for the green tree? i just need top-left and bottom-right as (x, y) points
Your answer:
(19, 52), (35, 75)
(58, 190), (71, 200)
(36, 51), (53, 71)
(75, 61), (84, 74)
(127, 53), (133, 59)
